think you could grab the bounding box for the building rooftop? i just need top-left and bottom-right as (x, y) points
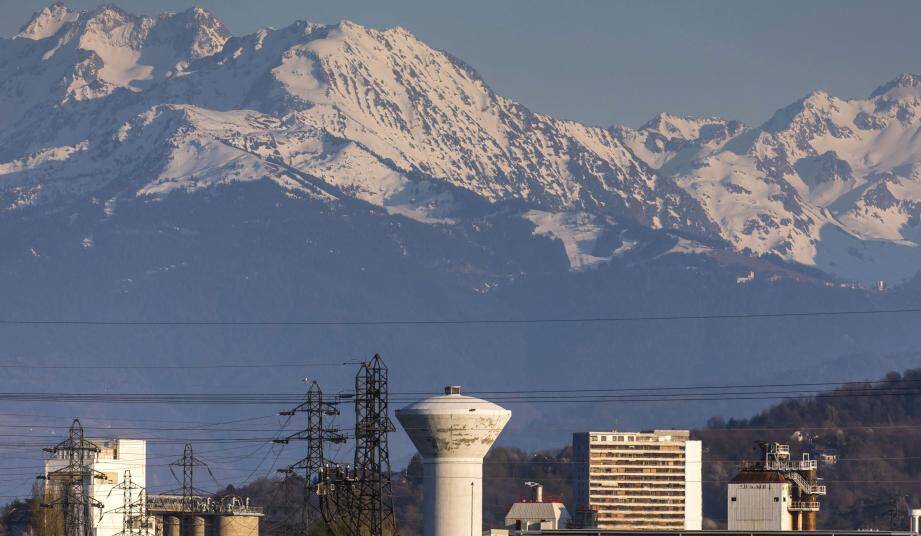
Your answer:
(582, 429), (694, 443)
(396, 386), (510, 415)
(506, 502), (568, 521)
(523, 531), (916, 536)
(729, 471), (789, 484)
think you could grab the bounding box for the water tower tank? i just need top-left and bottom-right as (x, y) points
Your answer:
(396, 386), (511, 536)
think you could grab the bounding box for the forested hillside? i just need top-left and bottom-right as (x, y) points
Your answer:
(697, 368), (921, 529)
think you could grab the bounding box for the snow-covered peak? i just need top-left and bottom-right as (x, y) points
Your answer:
(20, 3), (228, 67)
(82, 4), (133, 30)
(72, 4), (229, 70)
(156, 6), (230, 59)
(870, 73), (921, 100)
(613, 113), (745, 170)
(640, 112), (742, 142)
(15, 2), (78, 40)
(4, 3), (230, 107)
(241, 17), (713, 232)
(762, 90), (845, 134)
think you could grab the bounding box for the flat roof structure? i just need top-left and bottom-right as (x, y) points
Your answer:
(515, 531), (916, 536)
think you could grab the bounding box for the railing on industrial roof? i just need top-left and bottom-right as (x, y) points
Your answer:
(146, 494), (263, 515)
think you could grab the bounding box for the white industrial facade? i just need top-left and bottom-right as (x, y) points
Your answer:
(727, 443), (826, 531)
(45, 438), (147, 536)
(728, 478), (794, 530)
(572, 430), (702, 531)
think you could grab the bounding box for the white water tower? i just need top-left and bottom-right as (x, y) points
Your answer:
(396, 385), (511, 536)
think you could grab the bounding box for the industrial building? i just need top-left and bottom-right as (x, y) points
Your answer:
(147, 494), (262, 536)
(44, 437), (149, 536)
(572, 430), (702, 531)
(504, 482), (571, 531)
(42, 431), (262, 536)
(727, 442), (826, 531)
(396, 385), (511, 536)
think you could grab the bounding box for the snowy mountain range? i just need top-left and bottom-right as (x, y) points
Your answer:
(616, 81), (921, 284)
(5, 4), (921, 284)
(7, 4), (921, 476)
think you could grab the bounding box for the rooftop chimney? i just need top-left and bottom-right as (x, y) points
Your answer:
(525, 481), (543, 502)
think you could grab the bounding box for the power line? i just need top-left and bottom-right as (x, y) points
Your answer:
(0, 423), (293, 432)
(6, 383), (921, 405)
(0, 411), (280, 426)
(1, 306), (921, 327)
(0, 362), (344, 369)
(2, 378), (919, 399)
(460, 378), (921, 395)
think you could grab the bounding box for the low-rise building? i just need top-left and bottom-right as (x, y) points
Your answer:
(504, 482), (570, 531)
(728, 471), (794, 530)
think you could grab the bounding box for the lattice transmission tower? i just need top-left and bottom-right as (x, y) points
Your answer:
(168, 443), (213, 512)
(352, 354), (397, 535)
(276, 380), (348, 534)
(40, 419), (104, 536)
(106, 470), (151, 536)
(279, 355), (397, 536)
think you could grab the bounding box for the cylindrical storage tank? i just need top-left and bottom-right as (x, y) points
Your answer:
(396, 385), (511, 536)
(217, 515), (260, 536)
(165, 516), (181, 536)
(802, 510), (817, 531)
(192, 516), (206, 536)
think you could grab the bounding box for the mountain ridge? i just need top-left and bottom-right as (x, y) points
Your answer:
(6, 5), (921, 283)
(6, 4), (921, 283)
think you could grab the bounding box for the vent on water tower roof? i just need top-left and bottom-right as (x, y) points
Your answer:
(445, 385), (461, 395)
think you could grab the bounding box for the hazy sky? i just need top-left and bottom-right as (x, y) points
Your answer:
(2, 0), (920, 128)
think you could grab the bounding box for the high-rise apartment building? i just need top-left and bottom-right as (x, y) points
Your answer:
(572, 429), (702, 530)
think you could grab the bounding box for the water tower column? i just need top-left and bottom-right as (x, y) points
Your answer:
(424, 458), (483, 536)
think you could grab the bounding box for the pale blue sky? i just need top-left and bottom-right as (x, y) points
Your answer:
(2, 0), (920, 128)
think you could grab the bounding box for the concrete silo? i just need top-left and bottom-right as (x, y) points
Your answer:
(396, 386), (511, 536)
